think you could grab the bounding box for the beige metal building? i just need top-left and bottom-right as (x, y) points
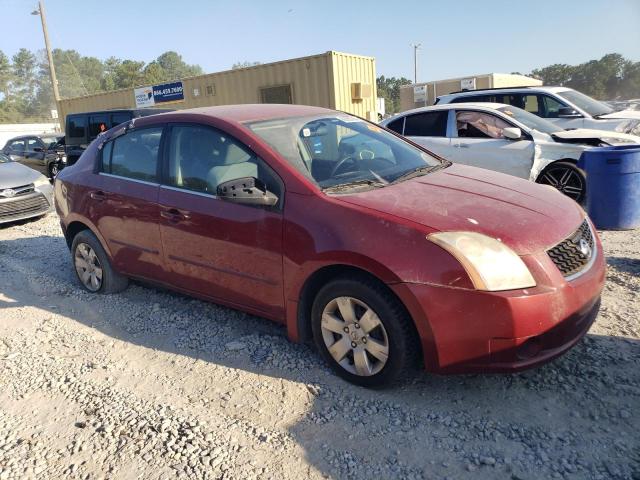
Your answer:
(57, 51), (378, 125)
(400, 73), (542, 111)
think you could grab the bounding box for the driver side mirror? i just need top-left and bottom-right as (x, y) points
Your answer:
(217, 177), (278, 207)
(557, 107), (582, 118)
(502, 127), (522, 140)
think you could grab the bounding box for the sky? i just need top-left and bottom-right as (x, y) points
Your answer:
(3, 0), (640, 81)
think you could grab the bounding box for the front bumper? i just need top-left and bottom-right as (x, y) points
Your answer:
(391, 237), (606, 373)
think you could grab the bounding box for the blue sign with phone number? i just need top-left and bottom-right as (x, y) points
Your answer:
(152, 81), (184, 103)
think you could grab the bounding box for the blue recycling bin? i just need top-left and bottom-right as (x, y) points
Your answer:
(577, 145), (640, 230)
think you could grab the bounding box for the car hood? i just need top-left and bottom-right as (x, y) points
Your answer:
(598, 109), (640, 120)
(0, 162), (42, 189)
(336, 164), (584, 255)
(552, 128), (640, 144)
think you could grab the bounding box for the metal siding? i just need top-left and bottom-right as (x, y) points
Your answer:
(57, 52), (371, 126)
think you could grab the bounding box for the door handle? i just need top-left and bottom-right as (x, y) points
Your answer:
(454, 143), (470, 148)
(90, 191), (107, 201)
(161, 208), (190, 222)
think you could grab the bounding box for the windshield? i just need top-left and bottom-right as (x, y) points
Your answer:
(497, 106), (562, 135)
(557, 90), (614, 117)
(0, 153), (11, 164)
(246, 113), (442, 190)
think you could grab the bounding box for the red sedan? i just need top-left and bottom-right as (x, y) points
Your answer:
(54, 104), (605, 387)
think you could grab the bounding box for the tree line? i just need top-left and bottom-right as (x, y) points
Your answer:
(0, 48), (638, 123)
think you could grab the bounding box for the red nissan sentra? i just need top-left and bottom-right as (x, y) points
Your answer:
(54, 104), (605, 387)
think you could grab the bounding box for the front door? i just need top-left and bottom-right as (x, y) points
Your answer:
(24, 137), (46, 175)
(402, 110), (453, 159)
(449, 110), (535, 179)
(92, 126), (165, 280)
(158, 124), (285, 319)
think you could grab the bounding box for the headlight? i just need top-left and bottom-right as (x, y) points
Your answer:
(33, 176), (50, 188)
(428, 232), (536, 291)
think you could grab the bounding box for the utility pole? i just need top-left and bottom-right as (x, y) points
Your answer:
(32, 0), (60, 103)
(411, 43), (421, 84)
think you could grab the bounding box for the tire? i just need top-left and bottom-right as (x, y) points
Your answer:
(71, 230), (128, 294)
(48, 162), (60, 179)
(311, 275), (420, 388)
(536, 161), (586, 203)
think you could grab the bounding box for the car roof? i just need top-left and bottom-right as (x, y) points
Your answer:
(439, 85), (571, 100)
(382, 102), (511, 123)
(150, 103), (336, 124)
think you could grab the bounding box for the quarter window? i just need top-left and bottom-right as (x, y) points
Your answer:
(167, 125), (279, 198)
(403, 111), (448, 137)
(103, 127), (162, 182)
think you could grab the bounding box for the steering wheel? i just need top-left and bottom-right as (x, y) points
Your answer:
(330, 156), (359, 177)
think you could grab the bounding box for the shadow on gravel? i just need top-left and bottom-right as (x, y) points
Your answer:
(607, 256), (640, 276)
(1, 233), (639, 479)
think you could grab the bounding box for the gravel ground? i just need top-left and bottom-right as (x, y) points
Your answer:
(0, 213), (638, 480)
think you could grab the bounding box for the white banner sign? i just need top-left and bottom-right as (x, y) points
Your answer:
(413, 85), (427, 103)
(461, 78), (476, 90)
(134, 86), (155, 108)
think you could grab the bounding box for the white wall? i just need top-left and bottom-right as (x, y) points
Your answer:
(0, 123), (61, 147)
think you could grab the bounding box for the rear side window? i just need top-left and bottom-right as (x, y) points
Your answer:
(451, 95), (491, 103)
(385, 118), (404, 134)
(9, 139), (26, 152)
(67, 116), (87, 139)
(102, 127), (163, 182)
(403, 111), (448, 137)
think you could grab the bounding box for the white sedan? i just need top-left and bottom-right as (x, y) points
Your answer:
(381, 103), (640, 202)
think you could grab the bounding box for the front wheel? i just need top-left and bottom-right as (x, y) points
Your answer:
(536, 161), (586, 203)
(311, 276), (420, 388)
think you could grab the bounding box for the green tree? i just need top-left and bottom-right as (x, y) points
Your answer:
(530, 63), (574, 86)
(376, 75), (411, 114)
(0, 50), (11, 99)
(232, 61), (261, 69)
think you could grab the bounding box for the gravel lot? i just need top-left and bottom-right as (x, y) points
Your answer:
(0, 213), (638, 480)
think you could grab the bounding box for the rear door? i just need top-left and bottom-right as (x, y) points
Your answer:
(92, 125), (165, 280)
(448, 109), (535, 179)
(402, 110), (452, 158)
(157, 123), (285, 318)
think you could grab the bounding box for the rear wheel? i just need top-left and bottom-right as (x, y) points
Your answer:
(536, 161), (586, 203)
(71, 230), (128, 294)
(311, 275), (419, 388)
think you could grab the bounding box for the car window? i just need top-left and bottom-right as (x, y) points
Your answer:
(102, 127), (162, 182)
(27, 138), (41, 151)
(521, 95), (540, 115)
(403, 111), (448, 137)
(385, 117), (404, 134)
(89, 115), (109, 139)
(166, 125), (279, 197)
(9, 140), (26, 153)
(456, 111), (512, 139)
(67, 116), (87, 139)
(451, 95), (491, 103)
(111, 112), (132, 127)
(541, 95), (568, 118)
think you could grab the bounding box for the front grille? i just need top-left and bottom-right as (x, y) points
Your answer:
(0, 194), (50, 220)
(0, 183), (35, 198)
(547, 220), (595, 278)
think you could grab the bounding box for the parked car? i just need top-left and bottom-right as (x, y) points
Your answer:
(0, 153), (54, 224)
(55, 104), (605, 387)
(2, 134), (66, 179)
(381, 103), (639, 202)
(436, 86), (640, 136)
(64, 108), (172, 165)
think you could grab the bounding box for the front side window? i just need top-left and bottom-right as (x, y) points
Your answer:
(403, 111), (448, 137)
(542, 95), (569, 118)
(456, 111), (512, 139)
(167, 125), (280, 197)
(246, 113), (443, 190)
(102, 127), (162, 182)
(27, 138), (41, 151)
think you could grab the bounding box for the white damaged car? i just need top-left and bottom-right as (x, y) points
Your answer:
(381, 103), (639, 202)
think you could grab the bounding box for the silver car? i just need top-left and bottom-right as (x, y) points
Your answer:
(0, 153), (54, 225)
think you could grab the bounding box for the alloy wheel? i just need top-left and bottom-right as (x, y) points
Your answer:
(538, 165), (584, 201)
(74, 243), (103, 292)
(320, 296), (389, 376)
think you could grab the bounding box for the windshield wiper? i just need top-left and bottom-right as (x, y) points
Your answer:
(390, 162), (449, 185)
(322, 178), (386, 192)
